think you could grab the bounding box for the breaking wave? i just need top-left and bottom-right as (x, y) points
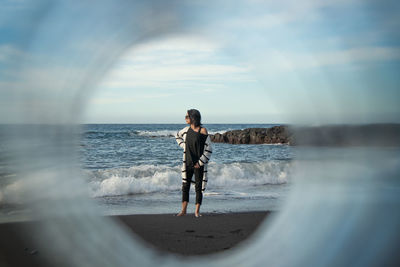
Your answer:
(84, 160), (291, 198)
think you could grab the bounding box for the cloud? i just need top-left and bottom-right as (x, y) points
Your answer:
(219, 0), (363, 30)
(116, 35), (223, 66)
(98, 35), (256, 89)
(251, 46), (400, 72)
(304, 47), (400, 67)
(132, 34), (221, 53)
(91, 93), (174, 105)
(0, 45), (26, 68)
(102, 63), (254, 88)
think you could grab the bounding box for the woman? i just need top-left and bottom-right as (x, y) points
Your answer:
(175, 109), (212, 217)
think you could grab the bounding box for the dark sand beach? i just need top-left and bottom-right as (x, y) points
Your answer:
(0, 211), (271, 267)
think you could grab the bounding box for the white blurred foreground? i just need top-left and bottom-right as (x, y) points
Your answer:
(0, 1), (399, 266)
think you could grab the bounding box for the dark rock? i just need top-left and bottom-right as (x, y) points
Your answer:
(210, 126), (291, 145)
(289, 123), (400, 146)
(209, 124), (400, 146)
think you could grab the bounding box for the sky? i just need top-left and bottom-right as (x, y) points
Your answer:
(0, 0), (399, 124)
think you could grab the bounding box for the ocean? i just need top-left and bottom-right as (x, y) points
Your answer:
(79, 124), (293, 215)
(0, 123), (293, 219)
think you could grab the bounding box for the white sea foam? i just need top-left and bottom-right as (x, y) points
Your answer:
(0, 161), (291, 203)
(208, 130), (230, 135)
(134, 129), (231, 137)
(85, 161), (291, 198)
(0, 179), (30, 205)
(135, 130), (177, 137)
(86, 165), (181, 197)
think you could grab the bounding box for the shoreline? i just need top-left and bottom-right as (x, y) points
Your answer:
(0, 211), (272, 266)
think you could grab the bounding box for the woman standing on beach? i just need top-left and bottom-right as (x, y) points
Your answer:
(175, 109), (212, 217)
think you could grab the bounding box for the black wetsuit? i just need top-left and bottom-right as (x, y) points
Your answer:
(182, 126), (207, 205)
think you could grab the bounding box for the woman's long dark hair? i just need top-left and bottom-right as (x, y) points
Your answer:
(187, 109), (202, 127)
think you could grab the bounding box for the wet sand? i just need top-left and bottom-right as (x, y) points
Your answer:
(0, 211), (271, 267)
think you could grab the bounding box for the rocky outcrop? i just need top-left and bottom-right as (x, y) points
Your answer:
(209, 124), (400, 146)
(210, 126), (292, 145)
(289, 124), (400, 146)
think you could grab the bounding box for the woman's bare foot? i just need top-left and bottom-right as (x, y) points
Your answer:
(177, 201), (188, 216)
(176, 211), (186, 216)
(195, 213), (202, 217)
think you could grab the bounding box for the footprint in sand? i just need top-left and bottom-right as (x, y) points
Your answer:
(229, 229), (243, 234)
(194, 235), (215, 238)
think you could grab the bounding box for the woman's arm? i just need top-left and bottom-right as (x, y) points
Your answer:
(175, 127), (186, 149)
(198, 130), (212, 167)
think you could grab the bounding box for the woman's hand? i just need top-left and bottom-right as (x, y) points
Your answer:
(194, 162), (200, 169)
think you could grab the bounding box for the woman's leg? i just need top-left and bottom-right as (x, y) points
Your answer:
(194, 166), (204, 217)
(177, 166), (193, 216)
(195, 203), (201, 217)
